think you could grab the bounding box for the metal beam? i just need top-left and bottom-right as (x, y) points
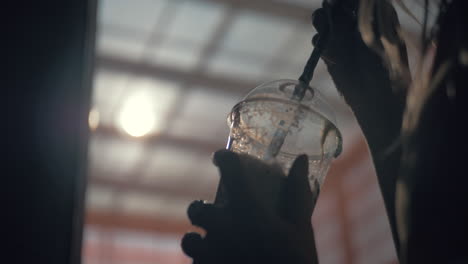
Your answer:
(96, 55), (348, 110)
(86, 210), (195, 235)
(96, 55), (255, 95)
(89, 174), (215, 201)
(93, 124), (225, 154)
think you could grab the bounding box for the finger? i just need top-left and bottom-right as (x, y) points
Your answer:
(213, 150), (252, 213)
(312, 34), (335, 64)
(285, 154), (314, 225)
(312, 34), (320, 47)
(187, 200), (231, 233)
(311, 8), (329, 35)
(181, 232), (207, 259)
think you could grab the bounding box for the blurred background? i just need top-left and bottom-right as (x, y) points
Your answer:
(82, 0), (424, 263)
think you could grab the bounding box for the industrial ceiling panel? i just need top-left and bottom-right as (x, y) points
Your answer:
(146, 40), (204, 71)
(92, 70), (129, 126)
(218, 10), (296, 57)
(118, 191), (168, 216)
(86, 184), (116, 211)
(97, 31), (147, 61)
(117, 190), (189, 219)
(164, 0), (227, 45)
(99, 0), (166, 35)
(139, 145), (199, 185)
(204, 50), (268, 81)
(167, 88), (238, 140)
(89, 136), (146, 178)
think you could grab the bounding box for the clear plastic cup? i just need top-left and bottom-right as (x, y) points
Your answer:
(226, 79), (342, 189)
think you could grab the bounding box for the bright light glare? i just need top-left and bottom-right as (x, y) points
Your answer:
(88, 108), (100, 131)
(118, 93), (156, 137)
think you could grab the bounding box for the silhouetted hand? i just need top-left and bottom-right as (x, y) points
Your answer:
(311, 0), (407, 153)
(181, 150), (320, 264)
(312, 1), (408, 253)
(311, 0), (410, 98)
(312, 0), (364, 67)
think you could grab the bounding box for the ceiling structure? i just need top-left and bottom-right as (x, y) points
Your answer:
(85, 0), (423, 235)
(87, 0), (346, 227)
(82, 1), (428, 264)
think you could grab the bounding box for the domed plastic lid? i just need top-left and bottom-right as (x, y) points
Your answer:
(242, 79), (339, 131)
(227, 79), (343, 186)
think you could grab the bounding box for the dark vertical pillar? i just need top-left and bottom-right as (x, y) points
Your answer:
(5, 1), (97, 264)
